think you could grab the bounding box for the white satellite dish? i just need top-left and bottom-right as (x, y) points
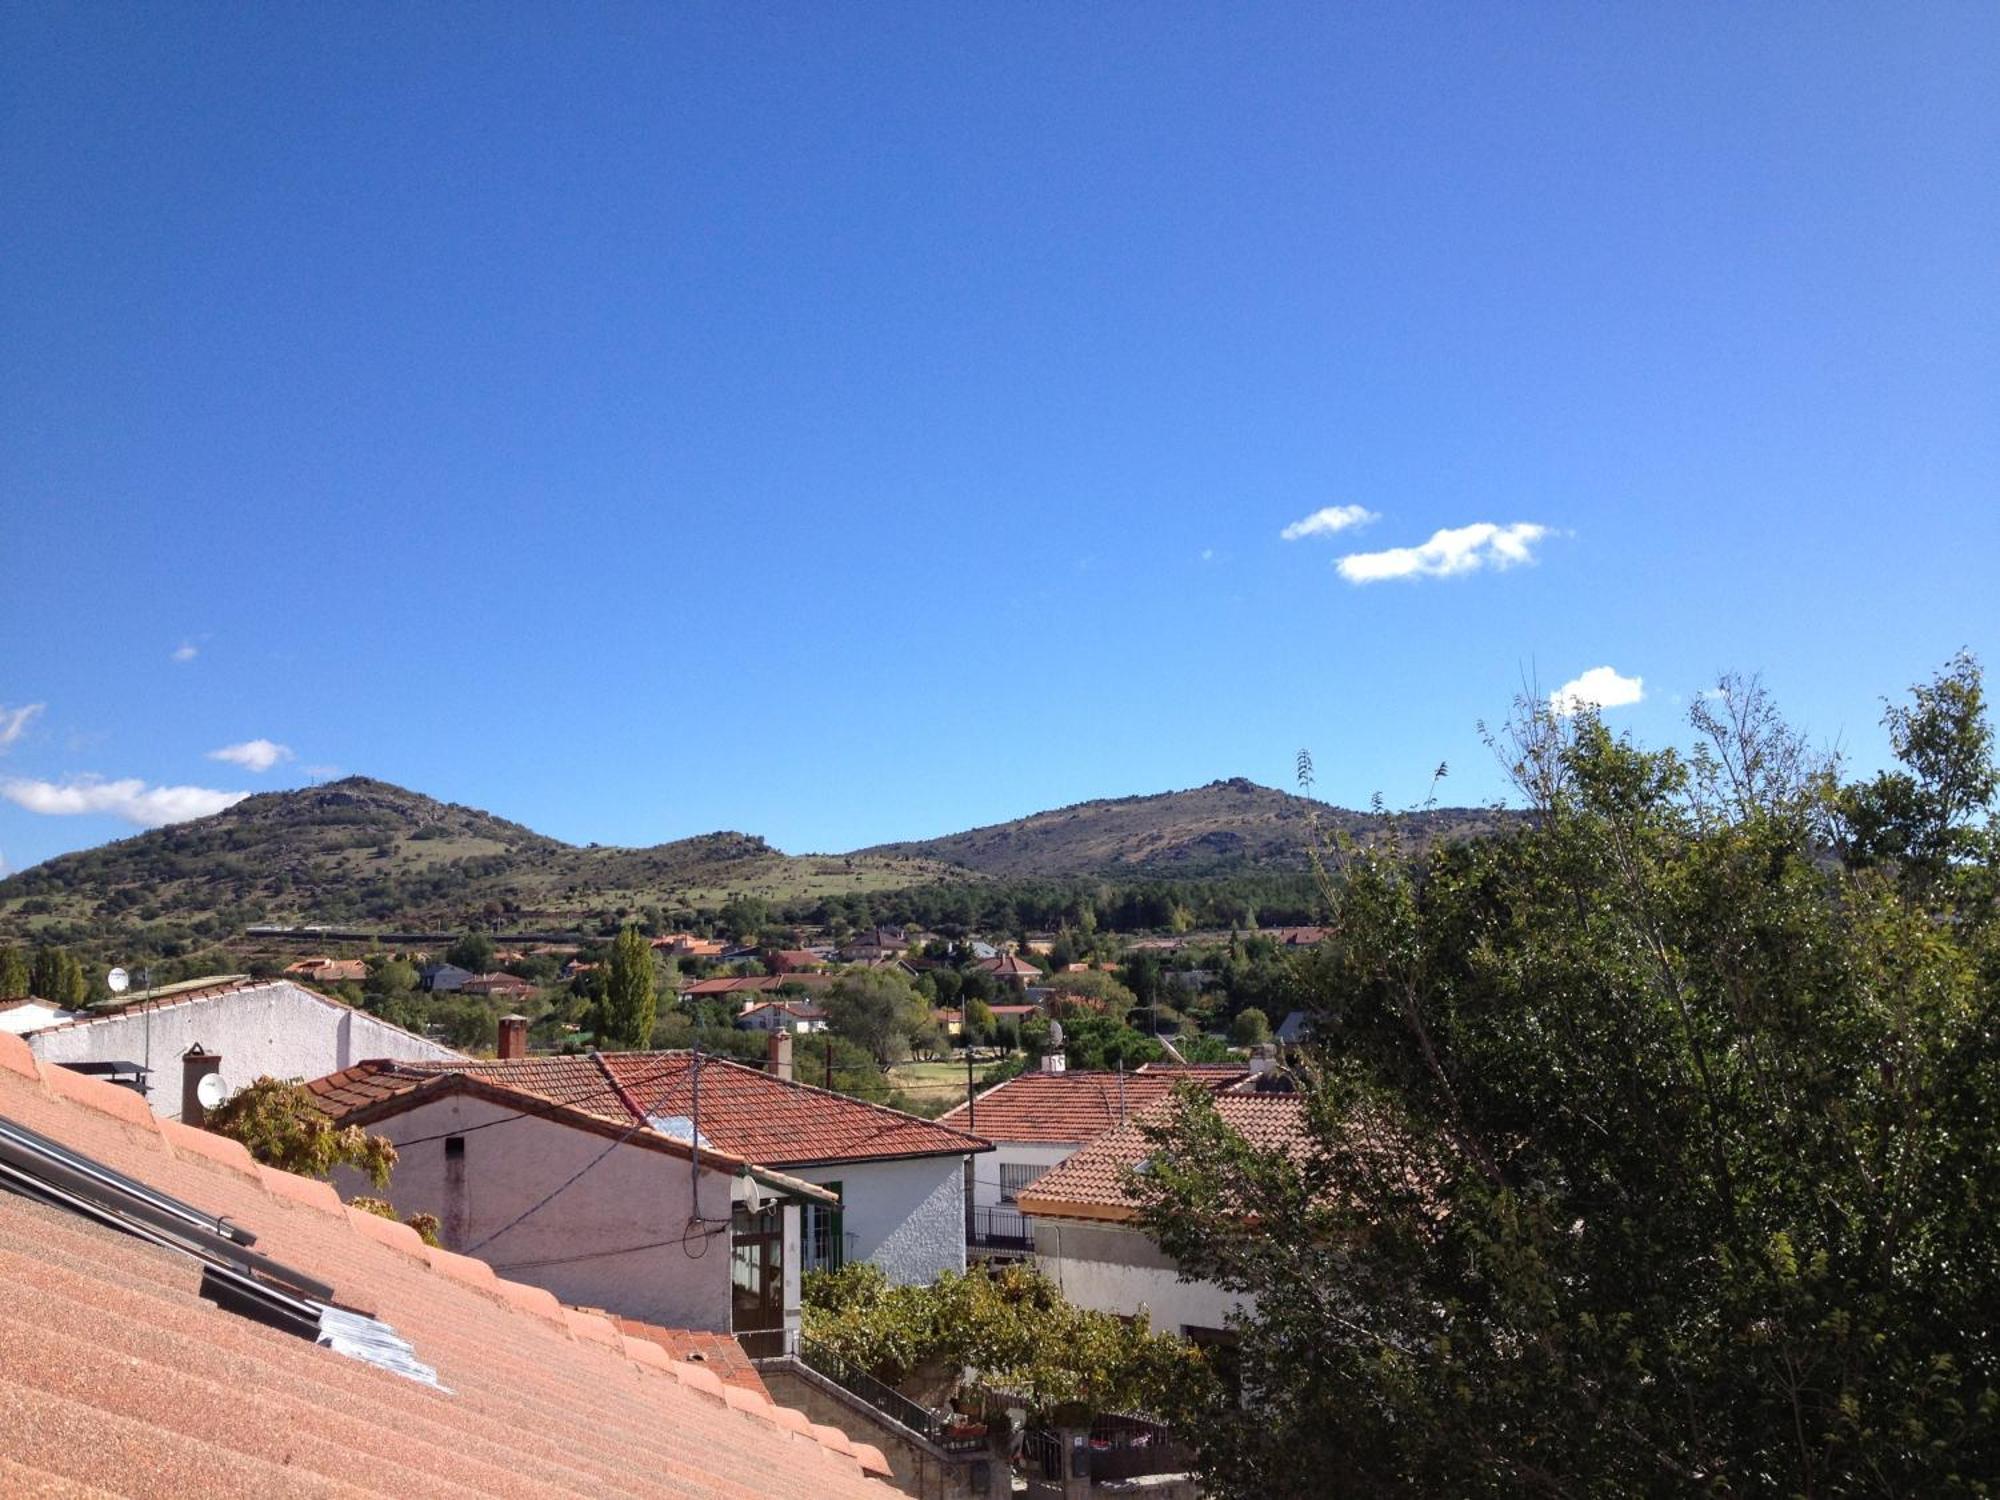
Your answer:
(195, 1073), (229, 1111)
(106, 967), (130, 995)
(740, 1175), (765, 1215)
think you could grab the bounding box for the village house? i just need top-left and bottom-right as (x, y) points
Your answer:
(838, 926), (910, 962)
(308, 1031), (990, 1315)
(418, 960), (474, 992)
(284, 956), (371, 983)
(0, 996), (74, 1035)
(458, 970), (537, 999)
(1015, 1093), (1309, 1341)
(17, 975), (461, 1121)
(0, 1025), (897, 1496)
(681, 973), (837, 1003)
(937, 1059), (1248, 1256)
(736, 999), (830, 1034)
(975, 953), (1043, 990)
(764, 948), (830, 975)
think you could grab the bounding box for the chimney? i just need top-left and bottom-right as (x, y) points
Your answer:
(496, 1014), (529, 1060)
(767, 1029), (793, 1083)
(181, 1045), (222, 1123)
(1247, 1042), (1278, 1076)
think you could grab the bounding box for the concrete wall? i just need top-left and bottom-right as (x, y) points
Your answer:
(330, 1093), (739, 1331)
(970, 1142), (1075, 1209)
(1030, 1217), (1253, 1336)
(790, 1154), (967, 1285)
(28, 981), (459, 1119)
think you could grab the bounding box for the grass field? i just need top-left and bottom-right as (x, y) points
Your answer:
(887, 1059), (991, 1115)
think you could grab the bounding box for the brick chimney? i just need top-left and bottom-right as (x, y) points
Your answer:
(767, 1029), (793, 1083)
(496, 1014), (529, 1060)
(180, 1045), (222, 1123)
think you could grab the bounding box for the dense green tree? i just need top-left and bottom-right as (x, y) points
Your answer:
(962, 996), (996, 1045)
(1133, 663), (2000, 1498)
(207, 1077), (397, 1188)
(821, 969), (932, 1067)
(718, 894), (769, 945)
(1228, 1006), (1270, 1047)
(363, 958), (418, 999)
(599, 924), (657, 1049)
(444, 931), (495, 972)
(0, 946), (28, 997)
(803, 1262), (1208, 1420)
(29, 946), (86, 1006)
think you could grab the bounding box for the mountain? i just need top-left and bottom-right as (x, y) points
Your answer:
(0, 777), (967, 949)
(0, 775), (1513, 953)
(859, 777), (1512, 878)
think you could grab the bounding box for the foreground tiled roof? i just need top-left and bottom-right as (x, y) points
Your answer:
(1016, 1093), (1311, 1222)
(936, 1067), (1248, 1145)
(0, 1029), (895, 1497)
(310, 1052), (990, 1169)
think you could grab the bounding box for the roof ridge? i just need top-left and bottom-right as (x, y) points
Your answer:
(591, 1050), (649, 1123)
(664, 1051), (993, 1150)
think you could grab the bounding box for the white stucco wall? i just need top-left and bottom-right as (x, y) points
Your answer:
(788, 1153), (968, 1285)
(970, 1141), (1076, 1209)
(1031, 1217), (1254, 1335)
(330, 1093), (742, 1331)
(26, 981), (459, 1119)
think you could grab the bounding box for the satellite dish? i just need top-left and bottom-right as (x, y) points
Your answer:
(106, 967), (130, 995)
(196, 1073), (228, 1111)
(740, 1175), (765, 1215)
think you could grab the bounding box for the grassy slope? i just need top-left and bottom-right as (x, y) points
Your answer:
(859, 776), (1513, 878)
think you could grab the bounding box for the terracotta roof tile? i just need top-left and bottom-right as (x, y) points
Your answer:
(937, 1068), (1248, 1144)
(1016, 1093), (1312, 1221)
(310, 1052), (989, 1169)
(0, 1028), (896, 1498)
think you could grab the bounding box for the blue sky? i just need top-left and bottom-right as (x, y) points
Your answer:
(2, 5), (1995, 872)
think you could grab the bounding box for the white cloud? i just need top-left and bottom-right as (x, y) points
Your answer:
(1336, 521), (1550, 583)
(0, 703), (44, 750)
(207, 738), (293, 773)
(171, 642), (199, 663)
(1550, 666), (1645, 716)
(1281, 505), (1379, 542)
(0, 775), (248, 828)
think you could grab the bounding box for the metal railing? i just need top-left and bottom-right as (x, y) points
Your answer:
(966, 1204), (1035, 1253)
(1018, 1412), (1192, 1484)
(795, 1335), (989, 1454)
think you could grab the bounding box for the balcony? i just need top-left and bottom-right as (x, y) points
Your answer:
(967, 1204), (1035, 1255)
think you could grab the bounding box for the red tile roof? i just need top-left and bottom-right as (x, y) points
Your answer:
(682, 975), (836, 996)
(1016, 1093), (1311, 1222)
(936, 1067), (1248, 1144)
(614, 1321), (771, 1397)
(977, 955), (1042, 979)
(310, 1052), (990, 1170)
(0, 1028), (895, 1496)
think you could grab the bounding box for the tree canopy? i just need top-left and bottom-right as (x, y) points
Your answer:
(1132, 660), (2000, 1498)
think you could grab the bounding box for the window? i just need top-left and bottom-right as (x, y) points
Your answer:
(443, 1136), (465, 1159)
(999, 1162), (1047, 1203)
(805, 1181), (844, 1273)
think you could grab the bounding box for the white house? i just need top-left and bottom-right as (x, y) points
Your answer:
(936, 1062), (1247, 1255)
(21, 976), (461, 1120)
(1014, 1093), (1309, 1339)
(309, 1060), (826, 1352)
(307, 1036), (991, 1296)
(735, 999), (829, 1035)
(0, 998), (75, 1035)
